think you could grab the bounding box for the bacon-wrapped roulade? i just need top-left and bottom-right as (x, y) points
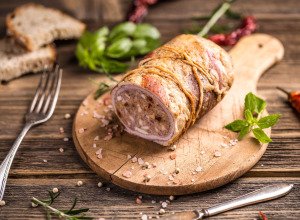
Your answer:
(111, 34), (234, 146)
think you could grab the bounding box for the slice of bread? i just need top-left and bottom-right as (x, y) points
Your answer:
(0, 38), (56, 81)
(6, 3), (86, 51)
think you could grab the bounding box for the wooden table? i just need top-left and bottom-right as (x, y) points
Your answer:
(0, 0), (299, 219)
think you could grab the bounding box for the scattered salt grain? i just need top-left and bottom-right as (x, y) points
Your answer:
(77, 180), (83, 186)
(159, 209), (165, 215)
(80, 111), (88, 116)
(127, 155), (132, 159)
(97, 182), (103, 188)
(94, 136), (99, 141)
(220, 143), (228, 148)
(93, 143), (97, 148)
(63, 137), (69, 142)
(64, 113), (71, 119)
(138, 158), (144, 165)
(0, 200), (5, 206)
(117, 96), (122, 101)
(52, 188), (59, 193)
(200, 150), (205, 155)
(191, 179), (195, 182)
(103, 133), (113, 141)
(132, 157), (138, 163)
(59, 148), (64, 153)
(59, 127), (64, 133)
(141, 214), (148, 220)
(214, 151), (222, 157)
(161, 202), (168, 208)
(169, 145), (176, 151)
(143, 174), (151, 182)
(169, 195), (175, 201)
(143, 162), (150, 169)
(82, 100), (88, 106)
(151, 200), (156, 204)
(43, 159), (47, 163)
(122, 170), (132, 178)
(78, 128), (85, 134)
(195, 166), (203, 173)
(168, 175), (174, 181)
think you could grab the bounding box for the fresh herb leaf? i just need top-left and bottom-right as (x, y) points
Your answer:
(94, 82), (110, 100)
(31, 191), (92, 220)
(238, 125), (250, 140)
(106, 38), (133, 58)
(133, 23), (160, 39)
(257, 114), (281, 129)
(225, 92), (280, 143)
(108, 22), (136, 41)
(225, 119), (248, 132)
(245, 92), (266, 114)
(244, 109), (254, 123)
(76, 22), (160, 76)
(252, 128), (272, 143)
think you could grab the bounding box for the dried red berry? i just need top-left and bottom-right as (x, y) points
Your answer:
(127, 0), (159, 23)
(209, 16), (257, 46)
(278, 87), (300, 113)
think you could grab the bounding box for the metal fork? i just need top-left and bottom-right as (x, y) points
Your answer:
(0, 64), (62, 201)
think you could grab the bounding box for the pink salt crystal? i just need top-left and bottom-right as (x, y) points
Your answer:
(103, 133), (113, 141)
(82, 100), (88, 106)
(138, 158), (144, 165)
(94, 136), (99, 141)
(78, 128), (85, 134)
(136, 197), (142, 204)
(132, 157), (138, 163)
(214, 151), (222, 157)
(122, 170), (132, 178)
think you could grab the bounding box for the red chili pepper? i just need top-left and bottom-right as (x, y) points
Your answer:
(127, 0), (159, 23)
(209, 16), (257, 46)
(277, 87), (300, 113)
(258, 211), (268, 220)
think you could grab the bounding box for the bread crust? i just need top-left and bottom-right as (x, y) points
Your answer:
(6, 3), (86, 51)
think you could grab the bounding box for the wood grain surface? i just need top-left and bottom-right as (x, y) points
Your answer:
(0, 0), (299, 219)
(73, 34), (283, 195)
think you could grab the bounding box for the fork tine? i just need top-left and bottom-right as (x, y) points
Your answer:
(45, 67), (62, 117)
(28, 70), (47, 113)
(42, 65), (59, 114)
(35, 69), (52, 113)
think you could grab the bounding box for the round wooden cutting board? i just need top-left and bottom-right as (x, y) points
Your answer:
(72, 34), (284, 195)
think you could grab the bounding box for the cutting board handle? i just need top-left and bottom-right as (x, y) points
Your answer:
(229, 34), (284, 91)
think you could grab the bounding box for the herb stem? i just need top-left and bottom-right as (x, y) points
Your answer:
(32, 197), (70, 219)
(198, 1), (231, 37)
(276, 87), (289, 95)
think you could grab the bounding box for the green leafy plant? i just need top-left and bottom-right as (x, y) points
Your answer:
(225, 92), (281, 143)
(31, 190), (92, 220)
(76, 22), (160, 77)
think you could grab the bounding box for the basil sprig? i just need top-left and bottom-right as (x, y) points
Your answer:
(76, 22), (160, 76)
(225, 92), (281, 143)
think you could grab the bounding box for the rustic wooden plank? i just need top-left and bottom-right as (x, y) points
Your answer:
(0, 177), (298, 219)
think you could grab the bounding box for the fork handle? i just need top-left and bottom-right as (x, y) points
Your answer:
(0, 123), (32, 201)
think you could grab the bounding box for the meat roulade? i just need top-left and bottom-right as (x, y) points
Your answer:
(111, 34), (234, 146)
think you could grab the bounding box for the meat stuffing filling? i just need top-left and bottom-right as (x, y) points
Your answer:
(114, 88), (170, 136)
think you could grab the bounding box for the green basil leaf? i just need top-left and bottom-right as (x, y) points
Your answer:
(225, 119), (248, 132)
(257, 114), (281, 129)
(133, 23), (160, 40)
(100, 58), (128, 73)
(244, 109), (254, 123)
(109, 22), (136, 41)
(76, 44), (95, 69)
(252, 128), (272, 143)
(238, 125), (250, 140)
(94, 26), (109, 38)
(245, 92), (266, 114)
(106, 38), (133, 58)
(78, 31), (95, 48)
